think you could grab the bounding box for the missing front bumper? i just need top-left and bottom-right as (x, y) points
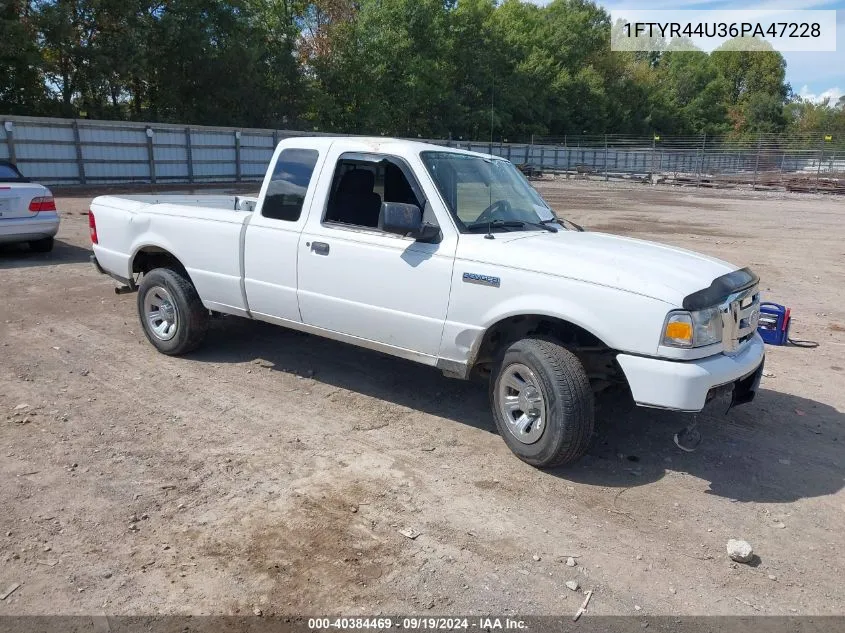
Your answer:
(704, 358), (764, 411)
(729, 358), (765, 408)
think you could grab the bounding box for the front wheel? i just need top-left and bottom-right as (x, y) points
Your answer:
(491, 338), (594, 468)
(137, 267), (208, 355)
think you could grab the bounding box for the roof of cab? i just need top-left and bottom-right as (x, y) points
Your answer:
(277, 136), (500, 160)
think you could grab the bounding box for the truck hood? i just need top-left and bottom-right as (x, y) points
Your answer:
(461, 230), (741, 307)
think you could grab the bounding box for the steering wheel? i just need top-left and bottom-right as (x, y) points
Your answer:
(474, 199), (512, 225)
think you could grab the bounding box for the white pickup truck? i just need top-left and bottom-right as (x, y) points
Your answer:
(91, 137), (765, 467)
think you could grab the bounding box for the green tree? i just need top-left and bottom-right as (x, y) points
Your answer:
(0, 0), (48, 114)
(146, 0), (305, 126)
(34, 0), (90, 115)
(309, 0), (454, 136)
(3, 0), (798, 141)
(711, 39), (789, 135)
(656, 50), (730, 135)
(486, 0), (554, 139)
(785, 98), (845, 138)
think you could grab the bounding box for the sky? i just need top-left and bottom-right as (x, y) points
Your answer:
(535, 0), (845, 104)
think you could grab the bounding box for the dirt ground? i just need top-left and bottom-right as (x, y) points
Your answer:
(1, 179), (844, 617)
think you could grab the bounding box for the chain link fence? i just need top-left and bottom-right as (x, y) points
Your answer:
(2, 115), (843, 193)
(522, 133), (845, 193)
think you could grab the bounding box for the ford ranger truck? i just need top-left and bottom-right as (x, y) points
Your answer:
(90, 137), (765, 468)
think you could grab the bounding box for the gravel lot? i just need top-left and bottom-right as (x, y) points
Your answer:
(1, 180), (844, 616)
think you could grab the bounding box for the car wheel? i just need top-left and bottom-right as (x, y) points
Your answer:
(137, 267), (208, 355)
(29, 237), (54, 253)
(491, 338), (594, 468)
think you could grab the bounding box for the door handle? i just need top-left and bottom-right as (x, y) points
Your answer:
(311, 241), (330, 255)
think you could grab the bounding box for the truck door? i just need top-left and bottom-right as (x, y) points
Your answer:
(243, 143), (328, 321)
(297, 151), (456, 360)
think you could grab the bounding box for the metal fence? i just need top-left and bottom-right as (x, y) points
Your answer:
(2, 115), (844, 193)
(0, 115), (308, 186)
(523, 134), (845, 193)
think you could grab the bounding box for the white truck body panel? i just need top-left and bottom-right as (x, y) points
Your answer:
(93, 196), (248, 313)
(243, 141), (330, 322)
(294, 139), (458, 359)
(90, 136), (765, 413)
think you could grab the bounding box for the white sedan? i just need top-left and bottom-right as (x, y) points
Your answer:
(0, 161), (60, 252)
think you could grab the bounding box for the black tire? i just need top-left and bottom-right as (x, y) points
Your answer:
(137, 267), (208, 355)
(29, 237), (54, 252)
(490, 338), (594, 468)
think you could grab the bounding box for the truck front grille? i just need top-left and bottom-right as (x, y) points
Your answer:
(720, 286), (760, 354)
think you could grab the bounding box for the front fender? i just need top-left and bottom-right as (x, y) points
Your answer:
(439, 271), (675, 363)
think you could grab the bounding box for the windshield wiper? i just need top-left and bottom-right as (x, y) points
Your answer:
(465, 220), (522, 233)
(466, 219), (557, 233)
(541, 217), (584, 232)
(522, 220), (557, 233)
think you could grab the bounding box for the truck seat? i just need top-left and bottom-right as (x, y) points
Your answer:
(328, 169), (382, 228)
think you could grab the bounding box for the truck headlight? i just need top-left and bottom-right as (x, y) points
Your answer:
(662, 307), (723, 348)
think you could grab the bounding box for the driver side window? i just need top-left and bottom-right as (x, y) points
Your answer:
(324, 154), (424, 230)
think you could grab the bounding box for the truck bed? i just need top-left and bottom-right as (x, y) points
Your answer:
(91, 194), (259, 317)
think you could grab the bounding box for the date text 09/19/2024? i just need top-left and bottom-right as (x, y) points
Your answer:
(307, 617), (527, 630)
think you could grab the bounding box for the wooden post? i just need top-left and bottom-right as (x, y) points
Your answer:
(185, 127), (194, 184)
(752, 135), (762, 190)
(72, 120), (86, 185)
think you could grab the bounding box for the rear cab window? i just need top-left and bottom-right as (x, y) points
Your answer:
(261, 149), (319, 221)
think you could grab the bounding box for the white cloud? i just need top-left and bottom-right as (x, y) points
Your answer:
(797, 84), (844, 103)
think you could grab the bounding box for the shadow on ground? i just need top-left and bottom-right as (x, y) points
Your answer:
(191, 316), (845, 505)
(0, 239), (91, 269)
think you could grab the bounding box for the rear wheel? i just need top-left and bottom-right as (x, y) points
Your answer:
(137, 267), (208, 355)
(491, 338), (594, 468)
(29, 237), (54, 253)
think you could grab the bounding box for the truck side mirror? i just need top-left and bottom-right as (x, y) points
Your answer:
(380, 202), (440, 242)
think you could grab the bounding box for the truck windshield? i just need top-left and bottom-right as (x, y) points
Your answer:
(421, 151), (557, 232)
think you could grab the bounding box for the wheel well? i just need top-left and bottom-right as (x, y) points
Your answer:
(132, 246), (189, 279)
(471, 315), (622, 389)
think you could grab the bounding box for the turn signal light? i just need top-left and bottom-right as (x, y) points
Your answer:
(665, 321), (692, 340)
